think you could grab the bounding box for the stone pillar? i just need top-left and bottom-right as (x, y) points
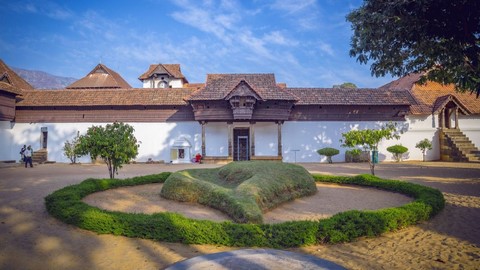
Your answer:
(227, 122), (233, 158)
(277, 121), (283, 157)
(201, 121), (206, 157)
(455, 107), (459, 129)
(249, 122), (255, 158)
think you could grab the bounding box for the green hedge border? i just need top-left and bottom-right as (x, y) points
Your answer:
(45, 172), (445, 248)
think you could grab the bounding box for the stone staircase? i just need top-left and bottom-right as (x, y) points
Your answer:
(32, 149), (48, 164)
(440, 129), (480, 162)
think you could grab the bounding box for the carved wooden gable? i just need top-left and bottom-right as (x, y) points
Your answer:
(225, 80), (261, 120)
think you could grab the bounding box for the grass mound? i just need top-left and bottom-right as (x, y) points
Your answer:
(160, 161), (317, 223)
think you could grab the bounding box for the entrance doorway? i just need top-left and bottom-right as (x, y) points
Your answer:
(233, 128), (249, 161)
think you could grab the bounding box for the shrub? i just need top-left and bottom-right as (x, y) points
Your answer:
(160, 161), (317, 223)
(316, 147), (340, 163)
(387, 144), (409, 162)
(46, 170), (444, 248)
(416, 139), (433, 162)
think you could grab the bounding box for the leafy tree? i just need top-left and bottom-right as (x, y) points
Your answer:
(340, 123), (401, 175)
(416, 138), (433, 162)
(63, 131), (82, 164)
(316, 147), (340, 163)
(347, 0), (480, 97)
(387, 144), (408, 162)
(77, 122), (139, 179)
(333, 82), (358, 89)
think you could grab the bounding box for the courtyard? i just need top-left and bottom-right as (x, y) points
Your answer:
(0, 161), (479, 269)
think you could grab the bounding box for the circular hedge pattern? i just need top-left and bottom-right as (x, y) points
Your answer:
(45, 172), (445, 248)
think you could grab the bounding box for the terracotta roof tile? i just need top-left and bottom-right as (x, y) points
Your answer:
(0, 81), (23, 95)
(138, 64), (187, 82)
(66, 64), (131, 89)
(0, 59), (34, 92)
(17, 88), (194, 107)
(287, 88), (414, 105)
(381, 73), (480, 114)
(188, 74), (296, 101)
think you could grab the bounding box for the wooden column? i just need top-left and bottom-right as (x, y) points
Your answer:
(277, 121), (283, 157)
(455, 107), (459, 129)
(249, 122), (255, 158)
(441, 109), (445, 129)
(227, 122), (233, 157)
(201, 121), (206, 157)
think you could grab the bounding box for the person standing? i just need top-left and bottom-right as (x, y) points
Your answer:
(19, 145), (26, 163)
(24, 145), (33, 168)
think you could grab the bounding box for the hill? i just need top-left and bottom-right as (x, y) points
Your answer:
(12, 67), (76, 89)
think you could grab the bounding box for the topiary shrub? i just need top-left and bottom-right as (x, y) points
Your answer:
(160, 161), (317, 224)
(416, 138), (433, 162)
(46, 170), (444, 248)
(316, 147), (340, 163)
(387, 144), (408, 162)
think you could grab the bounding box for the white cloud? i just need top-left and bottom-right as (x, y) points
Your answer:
(263, 31), (298, 46)
(271, 0), (317, 14)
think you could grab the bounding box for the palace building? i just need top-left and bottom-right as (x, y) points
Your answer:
(1, 59), (479, 164)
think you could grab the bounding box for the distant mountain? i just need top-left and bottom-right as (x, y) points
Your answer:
(12, 67), (77, 89)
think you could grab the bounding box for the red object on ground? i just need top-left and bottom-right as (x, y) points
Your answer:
(195, 153), (202, 162)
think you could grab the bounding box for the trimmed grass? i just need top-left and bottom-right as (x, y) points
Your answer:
(45, 164), (445, 248)
(160, 161), (317, 223)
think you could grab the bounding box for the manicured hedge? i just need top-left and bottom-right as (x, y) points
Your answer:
(45, 172), (445, 248)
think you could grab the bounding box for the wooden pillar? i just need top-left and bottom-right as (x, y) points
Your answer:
(201, 121), (206, 157)
(441, 109), (445, 129)
(277, 121), (283, 157)
(249, 122), (255, 158)
(227, 122), (233, 158)
(455, 107), (459, 129)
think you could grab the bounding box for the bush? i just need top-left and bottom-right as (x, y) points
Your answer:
(160, 161), (317, 223)
(345, 149), (369, 163)
(387, 144), (409, 162)
(416, 139), (433, 162)
(45, 170), (444, 248)
(316, 147), (340, 163)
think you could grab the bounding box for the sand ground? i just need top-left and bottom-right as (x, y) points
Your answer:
(0, 161), (479, 269)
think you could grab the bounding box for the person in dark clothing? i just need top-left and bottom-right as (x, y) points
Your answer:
(20, 145), (26, 162)
(24, 145), (33, 168)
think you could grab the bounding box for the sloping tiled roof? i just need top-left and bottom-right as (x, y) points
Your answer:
(0, 59), (34, 92)
(66, 64), (132, 89)
(287, 88), (414, 105)
(138, 64), (187, 81)
(17, 88), (194, 107)
(188, 74), (297, 101)
(0, 81), (23, 95)
(380, 73), (480, 114)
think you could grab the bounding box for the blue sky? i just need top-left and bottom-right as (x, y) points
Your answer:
(0, 0), (395, 88)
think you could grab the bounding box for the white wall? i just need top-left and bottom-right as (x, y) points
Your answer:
(460, 115), (480, 147)
(141, 78), (184, 88)
(0, 122), (201, 163)
(205, 122), (228, 156)
(281, 120), (432, 163)
(254, 122), (278, 156)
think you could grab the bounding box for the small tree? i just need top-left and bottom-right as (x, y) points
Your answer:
(316, 147), (340, 163)
(63, 131), (82, 164)
(416, 138), (433, 162)
(387, 144), (408, 162)
(340, 123), (401, 175)
(77, 122), (139, 179)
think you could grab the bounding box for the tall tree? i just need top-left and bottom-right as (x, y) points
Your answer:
(77, 122), (139, 179)
(347, 0), (480, 97)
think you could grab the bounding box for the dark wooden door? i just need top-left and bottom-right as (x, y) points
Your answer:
(233, 128), (249, 161)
